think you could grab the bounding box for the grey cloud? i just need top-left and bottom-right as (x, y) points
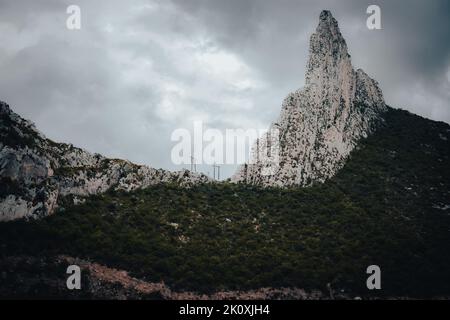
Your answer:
(0, 0), (448, 179)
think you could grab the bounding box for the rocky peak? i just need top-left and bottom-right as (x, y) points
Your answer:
(232, 11), (387, 187)
(0, 102), (210, 221)
(0, 100), (10, 111)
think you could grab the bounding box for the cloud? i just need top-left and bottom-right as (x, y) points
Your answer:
(0, 0), (448, 178)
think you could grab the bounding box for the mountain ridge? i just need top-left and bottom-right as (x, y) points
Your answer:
(0, 10), (449, 299)
(0, 10), (448, 223)
(0, 101), (209, 221)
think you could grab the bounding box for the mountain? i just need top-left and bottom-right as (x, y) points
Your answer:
(232, 11), (386, 186)
(1, 106), (449, 298)
(0, 10), (449, 299)
(0, 101), (209, 221)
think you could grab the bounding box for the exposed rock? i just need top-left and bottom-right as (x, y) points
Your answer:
(232, 11), (386, 187)
(0, 255), (331, 300)
(0, 101), (210, 221)
(3, 255), (444, 300)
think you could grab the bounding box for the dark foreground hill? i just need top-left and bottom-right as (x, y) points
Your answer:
(1, 107), (449, 299)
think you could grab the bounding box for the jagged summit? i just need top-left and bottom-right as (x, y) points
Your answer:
(306, 10), (349, 86)
(232, 11), (386, 187)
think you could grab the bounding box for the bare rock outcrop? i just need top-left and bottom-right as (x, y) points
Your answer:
(0, 101), (209, 221)
(232, 11), (386, 187)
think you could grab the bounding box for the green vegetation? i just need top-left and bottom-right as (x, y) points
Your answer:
(0, 107), (449, 297)
(54, 166), (102, 178)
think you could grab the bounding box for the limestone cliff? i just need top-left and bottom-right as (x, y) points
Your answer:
(0, 101), (209, 221)
(232, 11), (386, 187)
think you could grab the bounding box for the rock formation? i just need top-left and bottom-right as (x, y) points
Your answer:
(0, 101), (209, 221)
(232, 11), (386, 187)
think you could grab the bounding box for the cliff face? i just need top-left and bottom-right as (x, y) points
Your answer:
(0, 101), (209, 221)
(232, 11), (386, 187)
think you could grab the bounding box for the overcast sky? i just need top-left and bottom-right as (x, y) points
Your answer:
(0, 0), (449, 178)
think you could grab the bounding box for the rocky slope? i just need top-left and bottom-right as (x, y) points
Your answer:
(0, 255), (330, 300)
(2, 254), (449, 300)
(232, 11), (387, 187)
(0, 101), (209, 221)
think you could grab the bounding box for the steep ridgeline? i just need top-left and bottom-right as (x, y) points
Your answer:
(232, 11), (386, 187)
(0, 102), (209, 221)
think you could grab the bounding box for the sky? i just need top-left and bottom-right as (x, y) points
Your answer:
(0, 0), (449, 178)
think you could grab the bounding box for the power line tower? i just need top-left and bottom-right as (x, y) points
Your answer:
(190, 156), (197, 173)
(213, 163), (220, 180)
